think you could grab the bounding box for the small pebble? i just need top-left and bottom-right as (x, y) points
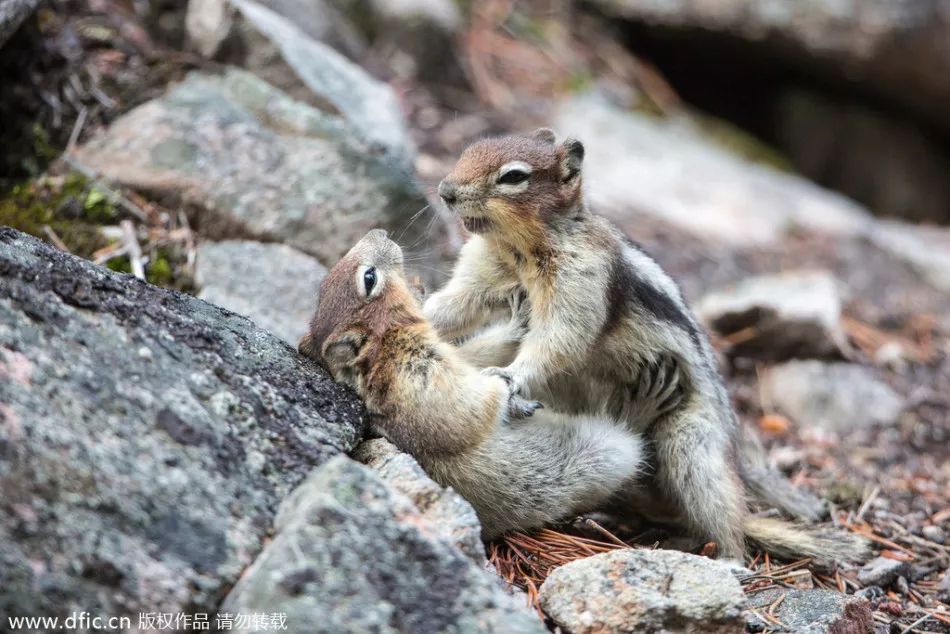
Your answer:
(938, 570), (950, 603)
(857, 556), (909, 587)
(894, 576), (909, 595)
(921, 525), (945, 544)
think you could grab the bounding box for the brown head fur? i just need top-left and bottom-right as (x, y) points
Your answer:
(298, 229), (422, 383)
(438, 128), (585, 254)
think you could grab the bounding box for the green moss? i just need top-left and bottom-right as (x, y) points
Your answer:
(0, 172), (121, 258)
(147, 251), (174, 287)
(106, 258), (132, 274)
(104, 246), (195, 292)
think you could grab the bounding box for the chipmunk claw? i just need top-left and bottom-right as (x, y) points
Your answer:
(507, 395), (544, 421)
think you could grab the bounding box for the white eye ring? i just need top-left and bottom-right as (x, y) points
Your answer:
(496, 161), (532, 188)
(356, 264), (384, 299)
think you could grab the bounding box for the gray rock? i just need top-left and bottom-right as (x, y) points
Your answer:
(187, 0), (365, 61)
(75, 69), (449, 283)
(554, 93), (872, 247)
(745, 588), (872, 634)
(922, 524), (946, 545)
(0, 228), (364, 618)
(538, 548), (746, 633)
(938, 569), (950, 603)
(869, 220), (950, 294)
(759, 361), (904, 432)
(195, 240), (326, 346)
(354, 438), (485, 563)
(221, 456), (544, 634)
(584, 0), (950, 136)
(0, 0), (38, 47)
(697, 270), (848, 361)
(231, 0), (413, 163)
(185, 0), (236, 57)
(340, 0), (464, 82)
(857, 556), (910, 588)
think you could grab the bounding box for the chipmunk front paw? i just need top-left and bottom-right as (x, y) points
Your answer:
(481, 366), (529, 397)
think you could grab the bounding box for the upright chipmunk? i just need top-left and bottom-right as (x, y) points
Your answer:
(298, 229), (648, 539)
(424, 129), (865, 561)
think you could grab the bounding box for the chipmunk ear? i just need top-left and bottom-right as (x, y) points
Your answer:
(559, 137), (584, 183)
(532, 128), (557, 144)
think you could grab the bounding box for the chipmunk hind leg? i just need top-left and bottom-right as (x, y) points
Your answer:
(652, 409), (747, 559)
(473, 413), (645, 539)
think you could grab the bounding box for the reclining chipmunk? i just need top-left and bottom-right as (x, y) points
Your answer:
(298, 229), (653, 539)
(423, 129), (867, 562)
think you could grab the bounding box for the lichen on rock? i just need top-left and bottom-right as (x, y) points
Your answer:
(0, 227), (365, 618)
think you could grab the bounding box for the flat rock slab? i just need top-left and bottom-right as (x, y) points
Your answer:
(0, 228), (364, 618)
(697, 270), (847, 361)
(554, 93), (872, 247)
(222, 456), (544, 634)
(196, 240), (326, 345)
(539, 548), (746, 633)
(74, 69), (445, 281)
(745, 588), (872, 634)
(759, 360), (904, 432)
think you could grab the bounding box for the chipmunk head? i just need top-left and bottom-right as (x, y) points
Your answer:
(298, 229), (420, 378)
(438, 128), (585, 236)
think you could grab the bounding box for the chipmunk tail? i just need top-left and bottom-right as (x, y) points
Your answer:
(744, 516), (869, 564)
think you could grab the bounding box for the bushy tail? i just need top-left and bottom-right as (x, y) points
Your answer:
(744, 516), (868, 563)
(739, 432), (827, 522)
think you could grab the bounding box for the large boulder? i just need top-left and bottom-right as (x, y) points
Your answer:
(74, 69), (450, 284)
(221, 456), (544, 634)
(0, 228), (364, 619)
(585, 0), (950, 134)
(554, 93), (872, 247)
(538, 548), (747, 633)
(195, 240), (326, 346)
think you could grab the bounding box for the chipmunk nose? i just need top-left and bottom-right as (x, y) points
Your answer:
(438, 180), (458, 205)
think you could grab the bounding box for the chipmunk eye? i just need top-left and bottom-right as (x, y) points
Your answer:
(363, 267), (377, 296)
(497, 169), (530, 185)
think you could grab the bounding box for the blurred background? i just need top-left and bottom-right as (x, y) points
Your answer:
(0, 0), (948, 629)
